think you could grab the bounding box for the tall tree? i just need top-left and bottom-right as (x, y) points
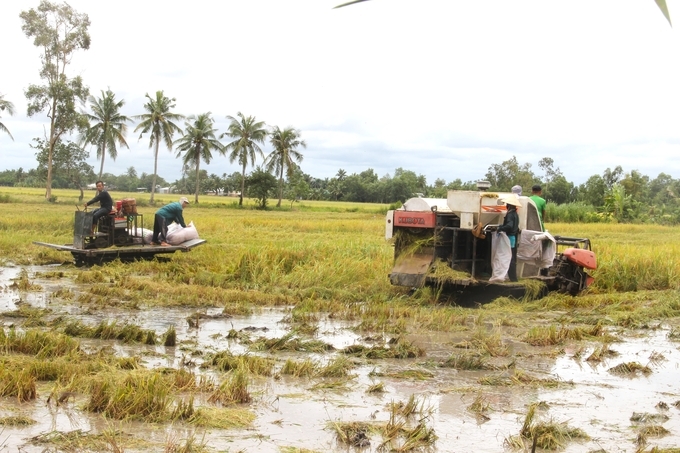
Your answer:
(0, 94), (15, 140)
(221, 112), (268, 206)
(133, 91), (184, 203)
(20, 0), (91, 201)
(80, 89), (131, 179)
(174, 113), (224, 203)
(485, 156), (536, 192)
(32, 138), (94, 201)
(265, 126), (306, 207)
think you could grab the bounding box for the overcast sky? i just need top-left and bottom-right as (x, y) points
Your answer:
(1, 0), (680, 186)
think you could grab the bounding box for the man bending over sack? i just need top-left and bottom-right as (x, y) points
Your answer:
(152, 197), (189, 246)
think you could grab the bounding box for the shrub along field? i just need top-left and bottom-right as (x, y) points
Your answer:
(1, 187), (680, 452)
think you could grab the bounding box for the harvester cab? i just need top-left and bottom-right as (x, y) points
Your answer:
(385, 189), (596, 299)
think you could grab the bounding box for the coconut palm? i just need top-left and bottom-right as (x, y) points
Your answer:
(174, 113), (224, 203)
(221, 112), (268, 206)
(265, 126), (306, 207)
(80, 89), (131, 179)
(0, 94), (15, 140)
(133, 91), (184, 203)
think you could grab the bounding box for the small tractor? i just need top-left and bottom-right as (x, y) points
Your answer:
(34, 198), (205, 265)
(385, 186), (596, 302)
(73, 204), (141, 250)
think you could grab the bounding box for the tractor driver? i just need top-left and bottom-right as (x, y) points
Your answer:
(84, 181), (113, 233)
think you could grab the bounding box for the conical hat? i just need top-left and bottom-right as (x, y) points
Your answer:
(499, 193), (521, 206)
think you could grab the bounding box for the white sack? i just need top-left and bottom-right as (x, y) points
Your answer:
(489, 232), (512, 283)
(166, 221), (199, 245)
(133, 228), (153, 244)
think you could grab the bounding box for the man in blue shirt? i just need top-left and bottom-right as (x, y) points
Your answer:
(152, 197), (189, 246)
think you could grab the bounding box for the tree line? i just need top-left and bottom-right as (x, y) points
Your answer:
(2, 1), (679, 222)
(0, 1), (305, 208)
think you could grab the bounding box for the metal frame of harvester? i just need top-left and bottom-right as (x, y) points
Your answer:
(385, 188), (596, 302)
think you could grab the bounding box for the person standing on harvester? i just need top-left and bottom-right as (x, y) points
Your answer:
(152, 197), (189, 246)
(497, 194), (521, 282)
(530, 184), (547, 231)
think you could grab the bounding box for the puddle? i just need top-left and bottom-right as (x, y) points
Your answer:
(1, 265), (679, 452)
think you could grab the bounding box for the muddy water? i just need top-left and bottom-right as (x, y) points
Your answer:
(1, 265), (679, 452)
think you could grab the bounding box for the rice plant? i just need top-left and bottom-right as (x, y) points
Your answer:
(208, 370), (251, 405)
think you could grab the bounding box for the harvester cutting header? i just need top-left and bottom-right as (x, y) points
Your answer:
(385, 184), (596, 301)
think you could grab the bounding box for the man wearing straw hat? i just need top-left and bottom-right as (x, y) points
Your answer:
(497, 193), (521, 282)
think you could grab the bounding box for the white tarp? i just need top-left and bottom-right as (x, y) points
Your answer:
(518, 230), (556, 269)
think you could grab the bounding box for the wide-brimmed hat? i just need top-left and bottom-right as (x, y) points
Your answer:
(179, 197), (190, 204)
(500, 193), (521, 206)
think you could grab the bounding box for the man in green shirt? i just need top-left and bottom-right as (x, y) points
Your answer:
(530, 184), (547, 231)
(151, 197), (190, 245)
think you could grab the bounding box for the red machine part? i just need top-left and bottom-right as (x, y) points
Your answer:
(563, 248), (597, 270)
(393, 211), (437, 228)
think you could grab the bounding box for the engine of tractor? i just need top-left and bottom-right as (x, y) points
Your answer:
(549, 247), (596, 295)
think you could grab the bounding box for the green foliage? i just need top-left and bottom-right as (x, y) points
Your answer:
(246, 167), (277, 209)
(0, 93), (15, 140)
(32, 138), (95, 197)
(80, 89), (131, 179)
(485, 156), (536, 192)
(133, 90), (185, 203)
(174, 113), (224, 203)
(20, 0), (91, 200)
(546, 202), (604, 223)
(265, 125), (306, 207)
(222, 112), (268, 206)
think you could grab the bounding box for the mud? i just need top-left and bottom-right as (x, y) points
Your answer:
(1, 265), (679, 452)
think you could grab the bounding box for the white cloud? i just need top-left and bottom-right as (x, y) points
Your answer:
(2, 0), (680, 187)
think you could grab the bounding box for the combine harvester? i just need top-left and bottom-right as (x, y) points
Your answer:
(385, 184), (596, 303)
(35, 201), (205, 266)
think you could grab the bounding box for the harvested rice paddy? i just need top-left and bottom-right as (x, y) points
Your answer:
(1, 189), (680, 452)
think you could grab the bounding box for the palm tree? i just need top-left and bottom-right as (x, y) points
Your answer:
(80, 89), (131, 179)
(265, 126), (306, 207)
(221, 112), (268, 206)
(0, 94), (15, 140)
(174, 113), (224, 203)
(133, 91), (184, 203)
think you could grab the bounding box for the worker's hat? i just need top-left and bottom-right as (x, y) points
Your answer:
(500, 194), (521, 206)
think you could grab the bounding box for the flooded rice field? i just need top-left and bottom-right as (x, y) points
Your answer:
(1, 264), (679, 452)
